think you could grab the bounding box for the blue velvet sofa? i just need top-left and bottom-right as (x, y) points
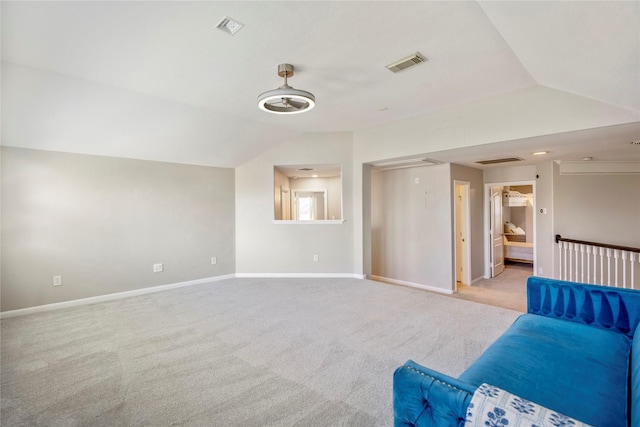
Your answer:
(393, 276), (640, 427)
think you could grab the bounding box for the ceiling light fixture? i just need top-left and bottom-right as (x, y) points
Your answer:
(533, 151), (548, 155)
(257, 64), (315, 114)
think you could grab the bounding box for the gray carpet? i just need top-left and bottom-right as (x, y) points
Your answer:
(1, 277), (521, 426)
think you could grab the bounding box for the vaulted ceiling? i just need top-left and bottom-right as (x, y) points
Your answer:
(2, 1), (639, 167)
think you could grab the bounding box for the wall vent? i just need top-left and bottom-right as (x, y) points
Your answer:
(475, 157), (524, 165)
(386, 52), (428, 73)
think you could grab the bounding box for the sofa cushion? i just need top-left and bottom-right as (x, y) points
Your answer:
(458, 313), (631, 427)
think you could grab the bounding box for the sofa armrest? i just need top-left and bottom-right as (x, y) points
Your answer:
(527, 276), (640, 338)
(393, 360), (475, 427)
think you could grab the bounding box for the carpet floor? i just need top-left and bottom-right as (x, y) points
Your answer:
(1, 277), (521, 426)
(453, 262), (532, 312)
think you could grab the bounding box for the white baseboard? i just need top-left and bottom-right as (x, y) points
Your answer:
(471, 276), (484, 285)
(0, 274), (235, 319)
(0, 273), (369, 318)
(371, 275), (454, 295)
(235, 273), (366, 280)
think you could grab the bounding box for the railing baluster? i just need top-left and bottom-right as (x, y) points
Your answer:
(600, 247), (604, 285)
(614, 249), (620, 287)
(585, 245), (591, 284)
(580, 244), (585, 283)
(593, 247), (597, 285)
(632, 252), (636, 289)
(607, 248), (612, 286)
(575, 244), (579, 283)
(557, 240), (562, 280)
(568, 243), (573, 281)
(622, 251), (627, 289)
(564, 241), (568, 280)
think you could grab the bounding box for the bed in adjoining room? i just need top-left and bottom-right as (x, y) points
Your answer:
(503, 235), (533, 263)
(503, 221), (533, 264)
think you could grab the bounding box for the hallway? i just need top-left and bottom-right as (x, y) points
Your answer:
(453, 262), (532, 312)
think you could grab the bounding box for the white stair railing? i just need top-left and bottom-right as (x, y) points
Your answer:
(556, 235), (639, 290)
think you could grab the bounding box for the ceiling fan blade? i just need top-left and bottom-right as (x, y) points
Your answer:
(285, 99), (307, 109)
(266, 99), (287, 107)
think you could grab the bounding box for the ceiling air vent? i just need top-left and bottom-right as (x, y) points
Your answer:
(216, 16), (244, 35)
(386, 52), (428, 73)
(475, 157), (524, 165)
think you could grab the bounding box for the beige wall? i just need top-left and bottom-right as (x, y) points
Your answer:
(235, 133), (355, 275)
(554, 171), (640, 248)
(370, 164), (453, 291)
(1, 147), (235, 311)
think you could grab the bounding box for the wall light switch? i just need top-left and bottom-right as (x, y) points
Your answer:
(313, 254), (319, 262)
(153, 263), (163, 273)
(211, 257), (217, 265)
(53, 275), (62, 286)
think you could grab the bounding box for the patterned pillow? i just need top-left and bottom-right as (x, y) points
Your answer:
(465, 383), (592, 427)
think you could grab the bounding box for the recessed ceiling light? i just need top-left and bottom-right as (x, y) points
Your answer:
(582, 157), (593, 161)
(216, 16), (244, 35)
(312, 174), (318, 178)
(533, 151), (548, 155)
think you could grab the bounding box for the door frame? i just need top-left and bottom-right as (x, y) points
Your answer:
(483, 180), (537, 278)
(453, 180), (471, 290)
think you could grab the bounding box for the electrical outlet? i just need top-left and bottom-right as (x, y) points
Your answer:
(313, 254), (319, 262)
(211, 256), (217, 265)
(53, 275), (62, 286)
(153, 263), (163, 273)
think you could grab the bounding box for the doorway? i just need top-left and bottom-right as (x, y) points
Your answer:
(484, 181), (536, 279)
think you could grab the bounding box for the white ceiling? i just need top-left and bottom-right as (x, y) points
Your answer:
(2, 1), (639, 168)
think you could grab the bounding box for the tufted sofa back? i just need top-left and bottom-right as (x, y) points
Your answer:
(527, 276), (640, 339)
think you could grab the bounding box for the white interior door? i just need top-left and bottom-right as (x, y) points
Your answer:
(490, 186), (504, 277)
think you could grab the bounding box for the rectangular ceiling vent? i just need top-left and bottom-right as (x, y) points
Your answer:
(475, 157), (524, 165)
(386, 52), (428, 73)
(371, 157), (441, 170)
